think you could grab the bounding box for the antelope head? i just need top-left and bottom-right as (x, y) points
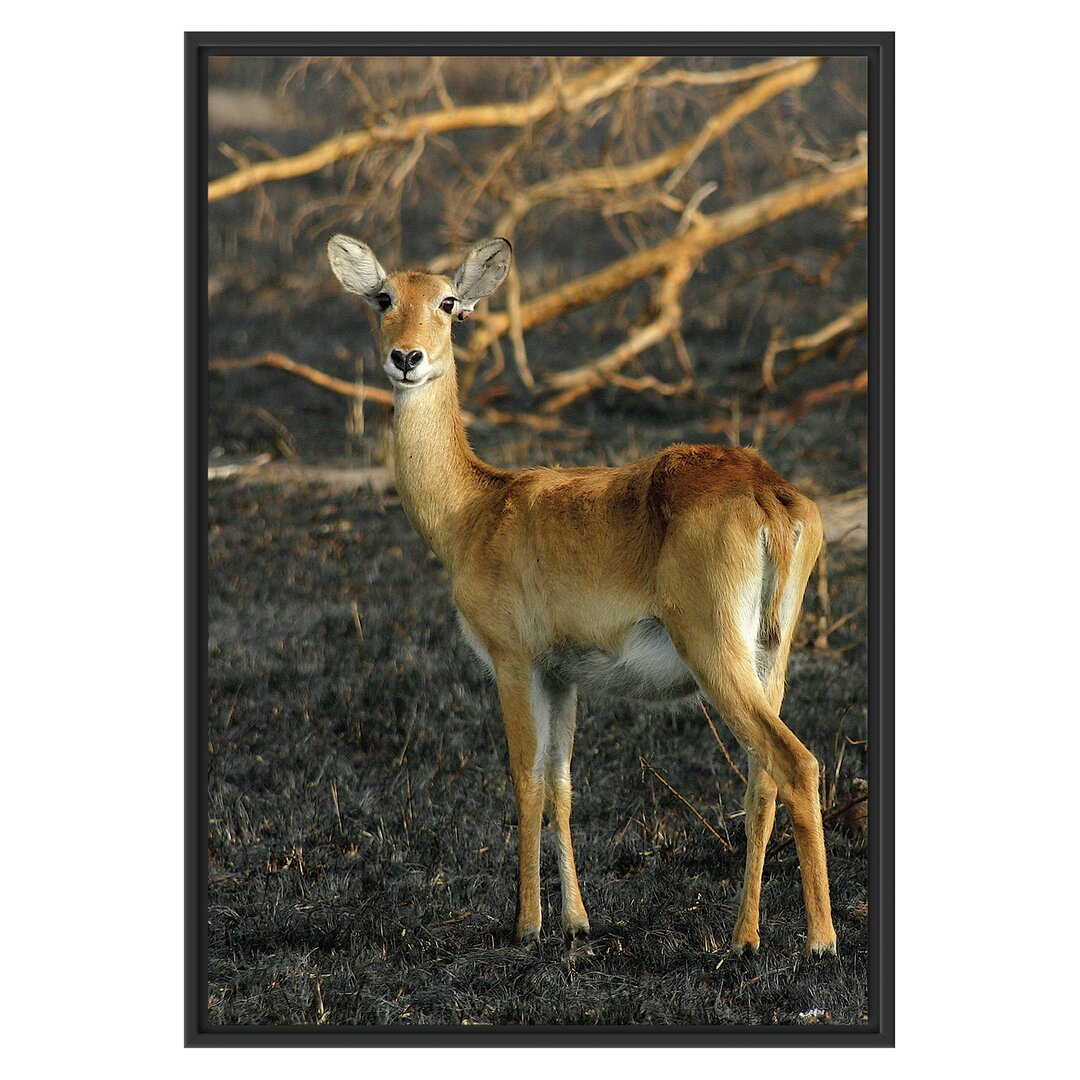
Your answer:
(327, 235), (512, 391)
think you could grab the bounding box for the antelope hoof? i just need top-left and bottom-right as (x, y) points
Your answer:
(806, 933), (838, 957)
(564, 925), (593, 956)
(731, 928), (760, 956)
(515, 925), (541, 950)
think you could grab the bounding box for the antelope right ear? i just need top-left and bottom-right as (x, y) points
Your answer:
(327, 235), (388, 305)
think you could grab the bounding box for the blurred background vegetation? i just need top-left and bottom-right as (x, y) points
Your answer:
(207, 54), (868, 491)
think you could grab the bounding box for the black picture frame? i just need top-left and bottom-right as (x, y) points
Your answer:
(187, 31), (894, 1047)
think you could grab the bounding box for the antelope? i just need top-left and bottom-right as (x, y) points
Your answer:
(328, 234), (837, 957)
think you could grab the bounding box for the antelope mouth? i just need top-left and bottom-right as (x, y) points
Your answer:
(384, 360), (435, 389)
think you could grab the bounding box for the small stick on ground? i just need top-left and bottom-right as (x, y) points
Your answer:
(640, 756), (733, 850)
(698, 698), (748, 786)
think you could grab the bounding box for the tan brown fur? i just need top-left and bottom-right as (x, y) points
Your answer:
(329, 236), (836, 955)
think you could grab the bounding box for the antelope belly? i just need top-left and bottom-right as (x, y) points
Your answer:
(542, 618), (698, 701)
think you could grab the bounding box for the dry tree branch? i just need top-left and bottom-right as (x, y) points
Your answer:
(541, 257), (695, 413)
(504, 264), (534, 390)
(208, 57), (659, 202)
(606, 372), (696, 397)
(467, 151), (868, 364)
(210, 352), (565, 432)
(388, 133), (427, 190)
(766, 371), (869, 426)
(761, 297), (868, 390)
(783, 297), (869, 355)
(477, 407), (560, 432)
(705, 370), (869, 436)
(209, 352), (394, 406)
(644, 56), (815, 90)
(493, 57), (822, 238)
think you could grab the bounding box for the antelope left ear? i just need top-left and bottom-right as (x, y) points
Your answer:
(452, 238), (512, 314)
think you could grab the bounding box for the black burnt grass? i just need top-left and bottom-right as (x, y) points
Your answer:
(208, 434), (869, 1026)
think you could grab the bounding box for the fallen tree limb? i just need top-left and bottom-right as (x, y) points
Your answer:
(208, 459), (395, 492)
(761, 297), (868, 390)
(210, 352), (394, 406)
(818, 488), (868, 549)
(210, 351), (565, 432)
(706, 369), (868, 439)
(773, 369), (868, 423)
(541, 258), (695, 413)
(465, 151), (868, 359)
(493, 57), (822, 237)
(208, 57), (658, 202)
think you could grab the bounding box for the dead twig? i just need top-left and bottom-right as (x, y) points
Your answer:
(771, 370), (868, 424)
(710, 369), (868, 436)
(761, 298), (868, 391)
(644, 56), (815, 90)
(640, 756), (733, 850)
(540, 257), (696, 413)
(698, 698), (748, 786)
(504, 263), (534, 390)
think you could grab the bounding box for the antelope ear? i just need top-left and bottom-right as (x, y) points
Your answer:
(327, 235), (388, 303)
(452, 238), (512, 312)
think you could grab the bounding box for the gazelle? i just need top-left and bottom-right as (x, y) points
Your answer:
(328, 235), (836, 956)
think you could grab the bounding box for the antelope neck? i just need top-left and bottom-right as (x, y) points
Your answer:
(391, 357), (503, 568)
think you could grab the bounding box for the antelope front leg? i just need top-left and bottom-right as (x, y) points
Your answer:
(494, 660), (546, 946)
(540, 676), (591, 952)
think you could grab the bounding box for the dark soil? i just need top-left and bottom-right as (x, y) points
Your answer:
(207, 411), (869, 1028)
(205, 54), (870, 1029)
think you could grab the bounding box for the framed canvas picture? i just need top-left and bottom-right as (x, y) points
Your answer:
(188, 32), (893, 1046)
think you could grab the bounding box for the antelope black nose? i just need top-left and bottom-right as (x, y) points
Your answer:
(390, 349), (425, 373)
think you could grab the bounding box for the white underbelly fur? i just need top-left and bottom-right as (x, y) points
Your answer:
(541, 618), (698, 701)
(456, 614), (700, 702)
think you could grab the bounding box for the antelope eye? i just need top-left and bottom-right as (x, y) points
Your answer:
(375, 293), (391, 311)
(439, 297), (457, 314)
